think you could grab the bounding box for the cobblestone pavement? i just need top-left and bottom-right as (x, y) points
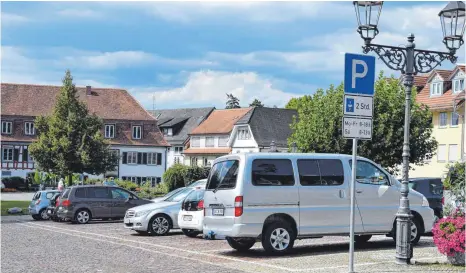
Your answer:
(1, 217), (464, 273)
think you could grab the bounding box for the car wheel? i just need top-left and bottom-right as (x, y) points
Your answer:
(31, 214), (41, 220)
(226, 237), (256, 252)
(262, 221), (295, 254)
(182, 229), (200, 238)
(354, 235), (372, 245)
(74, 209), (91, 224)
(149, 215), (171, 236)
(39, 209), (50, 220)
(391, 217), (422, 245)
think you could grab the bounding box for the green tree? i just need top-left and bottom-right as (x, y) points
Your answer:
(287, 72), (437, 173)
(444, 162), (465, 203)
(249, 98), (264, 108)
(29, 70), (119, 185)
(226, 93), (240, 109)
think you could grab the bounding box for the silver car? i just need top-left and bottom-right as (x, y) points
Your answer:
(151, 179), (207, 203)
(124, 185), (205, 236)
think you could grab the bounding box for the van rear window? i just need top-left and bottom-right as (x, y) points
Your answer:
(206, 160), (239, 190)
(252, 159), (295, 186)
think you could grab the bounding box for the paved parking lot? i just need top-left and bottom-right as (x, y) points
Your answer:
(1, 216), (463, 273)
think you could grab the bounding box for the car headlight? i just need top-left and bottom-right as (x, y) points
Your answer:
(422, 196), (430, 207)
(135, 210), (151, 217)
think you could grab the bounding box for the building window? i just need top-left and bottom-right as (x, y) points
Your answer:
(147, 153), (157, 165)
(439, 112), (448, 128)
(191, 137), (200, 147)
(24, 122), (35, 135)
(453, 79), (464, 93)
(449, 145), (458, 162)
(174, 157), (181, 164)
(237, 128), (251, 140)
(430, 82), (442, 96)
(218, 136), (229, 147)
(174, 146), (183, 154)
(132, 126), (142, 139)
(451, 112), (459, 127)
(163, 128), (173, 136)
(205, 137), (214, 147)
(437, 145), (447, 162)
(191, 157), (198, 167)
(127, 152), (138, 164)
(2, 147), (13, 162)
(105, 124), (115, 138)
(1, 121), (12, 134)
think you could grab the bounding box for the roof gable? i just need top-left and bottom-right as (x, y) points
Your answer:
(426, 70), (452, 83)
(448, 65), (466, 80)
(1, 83), (155, 121)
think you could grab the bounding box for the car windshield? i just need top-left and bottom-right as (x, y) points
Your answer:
(189, 180), (206, 187)
(164, 188), (193, 202)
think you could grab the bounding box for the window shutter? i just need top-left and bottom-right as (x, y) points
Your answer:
(143, 153), (148, 164)
(122, 152), (128, 164)
(13, 148), (19, 161)
(137, 153), (142, 164)
(157, 153), (162, 165)
(156, 177), (161, 183)
(23, 147), (28, 162)
(137, 177), (142, 185)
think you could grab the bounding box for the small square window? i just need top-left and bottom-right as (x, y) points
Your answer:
(437, 145), (447, 162)
(205, 137), (214, 147)
(451, 112), (459, 127)
(105, 124), (115, 138)
(439, 112), (448, 128)
(132, 126), (142, 139)
(2, 147), (13, 161)
(127, 152), (138, 164)
(24, 122), (35, 135)
(2, 121), (12, 134)
(191, 137), (200, 147)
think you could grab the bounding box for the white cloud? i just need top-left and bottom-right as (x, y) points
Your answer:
(131, 70), (302, 109)
(56, 9), (103, 19)
(1, 13), (30, 26)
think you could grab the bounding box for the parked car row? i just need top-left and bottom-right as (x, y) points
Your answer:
(28, 152), (439, 255)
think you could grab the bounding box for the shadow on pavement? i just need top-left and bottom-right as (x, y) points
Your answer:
(221, 239), (435, 259)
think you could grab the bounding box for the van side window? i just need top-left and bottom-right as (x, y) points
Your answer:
(207, 160), (239, 190)
(351, 160), (389, 186)
(87, 188), (110, 199)
(298, 159), (344, 186)
(252, 159), (295, 186)
(75, 188), (87, 198)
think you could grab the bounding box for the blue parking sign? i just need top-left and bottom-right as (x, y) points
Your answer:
(346, 98), (354, 113)
(344, 53), (375, 96)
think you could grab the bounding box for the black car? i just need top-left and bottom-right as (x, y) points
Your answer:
(56, 185), (152, 224)
(46, 192), (62, 222)
(408, 177), (443, 218)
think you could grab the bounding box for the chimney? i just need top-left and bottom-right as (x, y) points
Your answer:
(86, 86), (92, 96)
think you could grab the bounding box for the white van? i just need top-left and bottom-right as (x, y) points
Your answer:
(202, 153), (435, 254)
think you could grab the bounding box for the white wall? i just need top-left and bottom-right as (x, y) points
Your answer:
(117, 146), (166, 179)
(166, 145), (184, 168)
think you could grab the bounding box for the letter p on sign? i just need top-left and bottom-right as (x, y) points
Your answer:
(344, 53), (375, 96)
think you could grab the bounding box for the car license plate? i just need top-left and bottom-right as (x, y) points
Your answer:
(183, 215), (193, 221)
(212, 208), (224, 216)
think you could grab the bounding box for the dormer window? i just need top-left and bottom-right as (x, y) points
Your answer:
(453, 79), (464, 93)
(132, 126), (142, 139)
(237, 127), (251, 140)
(163, 128), (173, 136)
(430, 82), (443, 96)
(24, 122), (35, 135)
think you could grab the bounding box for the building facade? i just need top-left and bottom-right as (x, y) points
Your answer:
(1, 83), (169, 186)
(150, 107), (214, 168)
(410, 65), (465, 178)
(183, 108), (251, 167)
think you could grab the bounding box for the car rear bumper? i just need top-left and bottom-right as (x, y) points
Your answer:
(56, 208), (73, 220)
(203, 217), (262, 239)
(178, 211), (203, 231)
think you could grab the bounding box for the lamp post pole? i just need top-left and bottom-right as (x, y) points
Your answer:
(353, 0), (465, 265)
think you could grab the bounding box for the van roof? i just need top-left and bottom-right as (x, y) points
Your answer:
(213, 152), (370, 164)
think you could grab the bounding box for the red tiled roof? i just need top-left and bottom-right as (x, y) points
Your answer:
(1, 83), (155, 121)
(183, 148), (232, 155)
(413, 75), (429, 87)
(1, 83), (169, 146)
(190, 108), (251, 135)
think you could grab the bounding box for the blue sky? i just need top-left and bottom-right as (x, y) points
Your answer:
(2, 1), (464, 109)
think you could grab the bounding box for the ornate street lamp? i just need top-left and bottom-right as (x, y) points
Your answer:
(353, 0), (465, 265)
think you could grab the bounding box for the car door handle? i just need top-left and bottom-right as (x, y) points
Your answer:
(356, 190), (363, 193)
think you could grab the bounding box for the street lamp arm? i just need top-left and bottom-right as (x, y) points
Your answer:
(413, 49), (457, 74)
(362, 44), (407, 73)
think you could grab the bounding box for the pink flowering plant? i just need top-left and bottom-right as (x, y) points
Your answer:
(432, 208), (465, 257)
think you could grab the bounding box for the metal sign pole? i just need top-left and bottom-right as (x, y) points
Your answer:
(349, 138), (358, 273)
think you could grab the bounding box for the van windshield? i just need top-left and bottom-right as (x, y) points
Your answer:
(207, 160), (239, 190)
